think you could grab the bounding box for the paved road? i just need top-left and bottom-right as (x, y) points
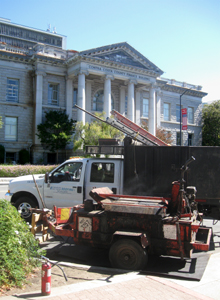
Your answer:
(0, 183), (7, 199)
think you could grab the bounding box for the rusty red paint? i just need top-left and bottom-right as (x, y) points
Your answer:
(92, 217), (100, 231)
(38, 179), (212, 263)
(81, 232), (92, 240)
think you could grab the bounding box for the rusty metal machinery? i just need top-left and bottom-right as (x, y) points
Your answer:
(41, 157), (212, 270)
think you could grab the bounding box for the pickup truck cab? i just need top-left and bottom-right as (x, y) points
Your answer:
(5, 157), (123, 221)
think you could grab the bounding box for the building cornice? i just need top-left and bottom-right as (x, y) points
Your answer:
(0, 43), (208, 99)
(157, 78), (207, 98)
(0, 49), (32, 64)
(0, 101), (33, 108)
(31, 54), (65, 66)
(67, 55), (160, 78)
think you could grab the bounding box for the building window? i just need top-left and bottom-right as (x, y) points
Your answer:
(176, 132), (181, 146)
(48, 83), (59, 105)
(143, 99), (149, 118)
(93, 90), (104, 111)
(6, 152), (16, 164)
(188, 107), (194, 124)
(188, 133), (193, 146)
(90, 162), (115, 183)
(93, 90), (114, 112)
(5, 117), (17, 141)
(164, 103), (170, 121)
(73, 88), (78, 107)
(7, 79), (19, 102)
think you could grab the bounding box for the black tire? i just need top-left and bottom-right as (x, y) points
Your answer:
(14, 197), (37, 223)
(109, 239), (148, 270)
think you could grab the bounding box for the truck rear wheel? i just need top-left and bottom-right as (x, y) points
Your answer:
(109, 239), (148, 270)
(14, 197), (37, 223)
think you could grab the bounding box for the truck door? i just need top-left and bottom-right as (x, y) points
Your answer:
(43, 161), (85, 209)
(85, 160), (122, 199)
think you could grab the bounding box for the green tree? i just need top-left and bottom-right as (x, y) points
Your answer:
(156, 128), (173, 145)
(202, 100), (220, 146)
(37, 110), (75, 163)
(141, 121), (172, 145)
(19, 148), (30, 164)
(0, 145), (5, 164)
(73, 112), (124, 151)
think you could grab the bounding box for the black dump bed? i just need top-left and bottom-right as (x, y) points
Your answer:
(124, 145), (220, 218)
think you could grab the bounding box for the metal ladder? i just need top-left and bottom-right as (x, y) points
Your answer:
(107, 110), (167, 146)
(74, 105), (167, 146)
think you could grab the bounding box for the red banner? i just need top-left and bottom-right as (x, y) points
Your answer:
(182, 108), (187, 130)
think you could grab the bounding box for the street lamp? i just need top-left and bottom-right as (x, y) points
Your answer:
(179, 87), (193, 146)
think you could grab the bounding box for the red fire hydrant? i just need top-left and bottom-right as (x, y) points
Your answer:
(41, 262), (51, 296)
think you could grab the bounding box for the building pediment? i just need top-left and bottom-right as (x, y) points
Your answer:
(79, 42), (163, 76)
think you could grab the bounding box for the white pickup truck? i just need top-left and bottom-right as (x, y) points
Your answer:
(7, 145), (220, 222)
(5, 157), (123, 221)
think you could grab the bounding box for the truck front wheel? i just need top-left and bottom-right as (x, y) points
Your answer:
(109, 239), (148, 270)
(14, 197), (37, 223)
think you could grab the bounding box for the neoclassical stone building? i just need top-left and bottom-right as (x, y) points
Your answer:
(0, 18), (207, 164)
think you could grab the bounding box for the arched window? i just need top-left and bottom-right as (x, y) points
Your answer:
(93, 90), (114, 112)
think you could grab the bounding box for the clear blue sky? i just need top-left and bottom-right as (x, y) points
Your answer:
(1, 0), (219, 102)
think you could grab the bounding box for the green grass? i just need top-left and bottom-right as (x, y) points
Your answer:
(0, 164), (57, 177)
(0, 199), (45, 288)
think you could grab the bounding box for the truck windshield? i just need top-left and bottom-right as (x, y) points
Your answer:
(51, 162), (82, 183)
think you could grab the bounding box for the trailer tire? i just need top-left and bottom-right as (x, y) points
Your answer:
(109, 239), (148, 270)
(14, 197), (37, 223)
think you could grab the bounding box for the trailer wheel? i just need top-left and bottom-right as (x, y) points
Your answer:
(109, 239), (148, 270)
(14, 197), (37, 223)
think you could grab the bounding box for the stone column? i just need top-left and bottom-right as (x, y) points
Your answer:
(77, 70), (87, 125)
(35, 71), (45, 144)
(127, 80), (136, 122)
(149, 84), (156, 135)
(120, 86), (126, 115)
(104, 75), (113, 117)
(156, 89), (162, 128)
(85, 79), (92, 123)
(66, 76), (73, 119)
(135, 89), (141, 126)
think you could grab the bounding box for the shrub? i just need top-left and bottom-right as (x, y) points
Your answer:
(0, 145), (5, 163)
(0, 200), (44, 288)
(0, 165), (57, 177)
(19, 149), (30, 165)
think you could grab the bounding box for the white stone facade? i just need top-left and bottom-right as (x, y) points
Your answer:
(0, 20), (207, 164)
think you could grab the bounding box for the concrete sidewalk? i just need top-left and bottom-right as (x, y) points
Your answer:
(0, 272), (214, 300)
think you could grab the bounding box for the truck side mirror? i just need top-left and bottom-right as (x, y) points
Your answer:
(45, 172), (49, 184)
